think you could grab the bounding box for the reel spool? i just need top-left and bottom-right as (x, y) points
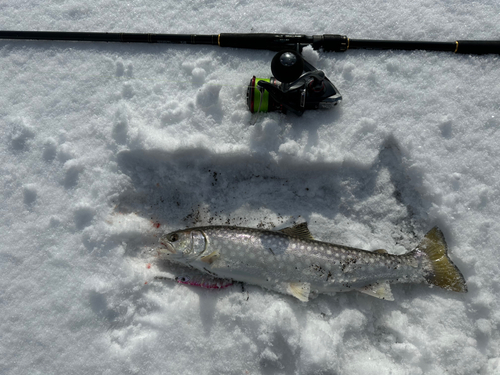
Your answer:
(247, 49), (342, 116)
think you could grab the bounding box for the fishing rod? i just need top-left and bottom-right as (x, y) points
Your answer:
(1, 31), (499, 54)
(2, 31), (499, 115)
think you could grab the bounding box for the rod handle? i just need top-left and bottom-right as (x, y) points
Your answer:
(456, 40), (500, 54)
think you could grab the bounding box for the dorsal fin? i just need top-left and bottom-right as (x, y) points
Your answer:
(373, 249), (388, 254)
(279, 222), (314, 240)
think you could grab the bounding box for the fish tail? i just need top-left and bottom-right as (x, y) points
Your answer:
(416, 227), (467, 293)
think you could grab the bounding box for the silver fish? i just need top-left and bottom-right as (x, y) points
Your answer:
(158, 223), (467, 301)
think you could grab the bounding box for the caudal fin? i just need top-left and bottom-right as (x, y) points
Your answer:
(417, 227), (467, 293)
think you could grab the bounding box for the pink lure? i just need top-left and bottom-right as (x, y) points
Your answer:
(175, 275), (233, 289)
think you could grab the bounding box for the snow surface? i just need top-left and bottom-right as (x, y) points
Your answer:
(1, 0), (500, 374)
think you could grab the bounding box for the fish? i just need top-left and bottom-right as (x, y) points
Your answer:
(157, 223), (467, 301)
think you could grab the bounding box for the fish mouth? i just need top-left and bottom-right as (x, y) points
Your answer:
(159, 241), (176, 255)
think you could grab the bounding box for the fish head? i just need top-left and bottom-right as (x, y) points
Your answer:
(158, 229), (207, 263)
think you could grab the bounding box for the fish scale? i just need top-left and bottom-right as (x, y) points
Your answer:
(158, 222), (467, 301)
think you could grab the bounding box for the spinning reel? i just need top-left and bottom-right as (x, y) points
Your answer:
(247, 49), (342, 116)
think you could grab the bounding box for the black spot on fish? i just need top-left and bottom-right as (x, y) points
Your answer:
(326, 271), (332, 281)
(311, 264), (326, 276)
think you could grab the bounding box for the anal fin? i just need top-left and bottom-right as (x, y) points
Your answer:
(357, 281), (394, 301)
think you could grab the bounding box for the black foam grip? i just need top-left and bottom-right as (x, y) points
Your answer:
(317, 35), (348, 52)
(456, 40), (500, 55)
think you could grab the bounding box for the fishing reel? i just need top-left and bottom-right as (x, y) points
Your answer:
(247, 49), (342, 116)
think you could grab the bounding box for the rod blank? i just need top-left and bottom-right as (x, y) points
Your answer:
(0, 30), (219, 45)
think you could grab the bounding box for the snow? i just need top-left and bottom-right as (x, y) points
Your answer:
(1, 0), (500, 374)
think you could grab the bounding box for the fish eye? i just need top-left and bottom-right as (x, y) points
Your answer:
(168, 233), (179, 242)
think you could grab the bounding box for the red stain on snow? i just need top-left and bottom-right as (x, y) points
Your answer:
(146, 263), (151, 269)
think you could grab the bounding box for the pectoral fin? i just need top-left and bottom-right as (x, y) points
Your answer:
(200, 250), (220, 264)
(287, 282), (311, 302)
(357, 281), (394, 301)
(373, 249), (388, 254)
